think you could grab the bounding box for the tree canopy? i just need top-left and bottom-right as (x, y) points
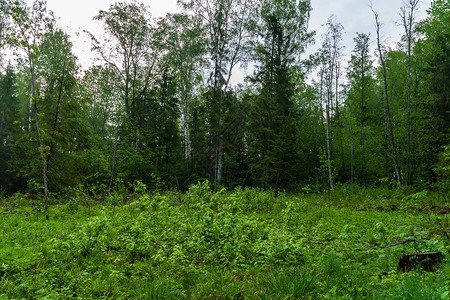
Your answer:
(0, 0), (448, 196)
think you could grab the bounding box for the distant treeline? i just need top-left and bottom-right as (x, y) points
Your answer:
(0, 0), (448, 195)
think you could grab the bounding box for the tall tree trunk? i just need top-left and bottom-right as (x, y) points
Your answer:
(108, 117), (120, 195)
(360, 52), (366, 181)
(124, 79), (130, 121)
(46, 66), (65, 170)
(405, 55), (412, 186)
(319, 69), (325, 125)
(326, 101), (334, 191)
(335, 61), (345, 176)
(217, 97), (223, 185)
(348, 101), (355, 189)
(217, 137), (223, 185)
(411, 45), (422, 180)
(29, 59), (49, 219)
(384, 115), (389, 188)
(180, 67), (191, 164)
(183, 95), (191, 164)
(324, 55), (334, 192)
(28, 97), (33, 132)
(401, 0), (419, 186)
(373, 10), (402, 187)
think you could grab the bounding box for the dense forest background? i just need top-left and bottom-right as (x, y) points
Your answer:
(0, 0), (448, 197)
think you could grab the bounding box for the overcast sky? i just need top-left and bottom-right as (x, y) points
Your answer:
(43, 0), (432, 79)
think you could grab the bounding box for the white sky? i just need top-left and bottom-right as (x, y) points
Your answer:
(45, 0), (181, 69)
(309, 0), (431, 54)
(43, 0), (432, 81)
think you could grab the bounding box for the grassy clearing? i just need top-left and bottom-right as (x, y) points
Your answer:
(0, 184), (449, 299)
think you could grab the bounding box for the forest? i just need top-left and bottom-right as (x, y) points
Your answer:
(0, 0), (448, 196)
(0, 0), (449, 298)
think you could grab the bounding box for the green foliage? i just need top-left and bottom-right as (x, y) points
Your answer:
(1, 0), (448, 194)
(0, 187), (448, 299)
(0, 0), (449, 296)
(381, 274), (444, 300)
(433, 145), (450, 192)
(246, 1), (313, 190)
(0, 68), (20, 192)
(267, 269), (317, 298)
(144, 278), (186, 300)
(38, 27), (92, 191)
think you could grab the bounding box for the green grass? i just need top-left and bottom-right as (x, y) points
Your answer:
(0, 184), (448, 298)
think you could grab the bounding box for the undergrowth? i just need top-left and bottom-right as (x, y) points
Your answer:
(0, 183), (448, 299)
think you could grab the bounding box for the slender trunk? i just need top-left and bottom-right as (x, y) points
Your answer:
(319, 69), (324, 124)
(325, 47), (335, 192)
(326, 102), (334, 191)
(217, 140), (223, 185)
(336, 62), (345, 176)
(34, 104), (49, 219)
(180, 68), (191, 164)
(360, 52), (366, 179)
(124, 60), (130, 121)
(411, 48), (421, 178)
(384, 114), (389, 187)
(183, 96), (191, 163)
(324, 55), (334, 192)
(29, 59), (49, 219)
(402, 0), (418, 185)
(348, 101), (355, 189)
(108, 117), (120, 195)
(46, 67), (65, 170)
(380, 56), (402, 187)
(125, 87), (130, 121)
(217, 70), (224, 185)
(28, 97), (32, 132)
(216, 96), (223, 185)
(214, 35), (224, 186)
(374, 11), (402, 187)
(405, 49), (411, 186)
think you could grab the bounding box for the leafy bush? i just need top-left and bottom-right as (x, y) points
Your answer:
(0, 186), (448, 299)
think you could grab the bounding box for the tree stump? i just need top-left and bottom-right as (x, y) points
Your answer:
(398, 252), (444, 272)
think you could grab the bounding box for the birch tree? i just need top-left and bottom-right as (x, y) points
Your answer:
(88, 1), (154, 121)
(156, 13), (205, 165)
(318, 16), (344, 191)
(180, 0), (256, 185)
(6, 0), (53, 218)
(88, 1), (157, 192)
(372, 7), (402, 187)
(400, 0), (419, 186)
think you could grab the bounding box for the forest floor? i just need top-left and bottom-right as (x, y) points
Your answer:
(0, 184), (449, 299)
